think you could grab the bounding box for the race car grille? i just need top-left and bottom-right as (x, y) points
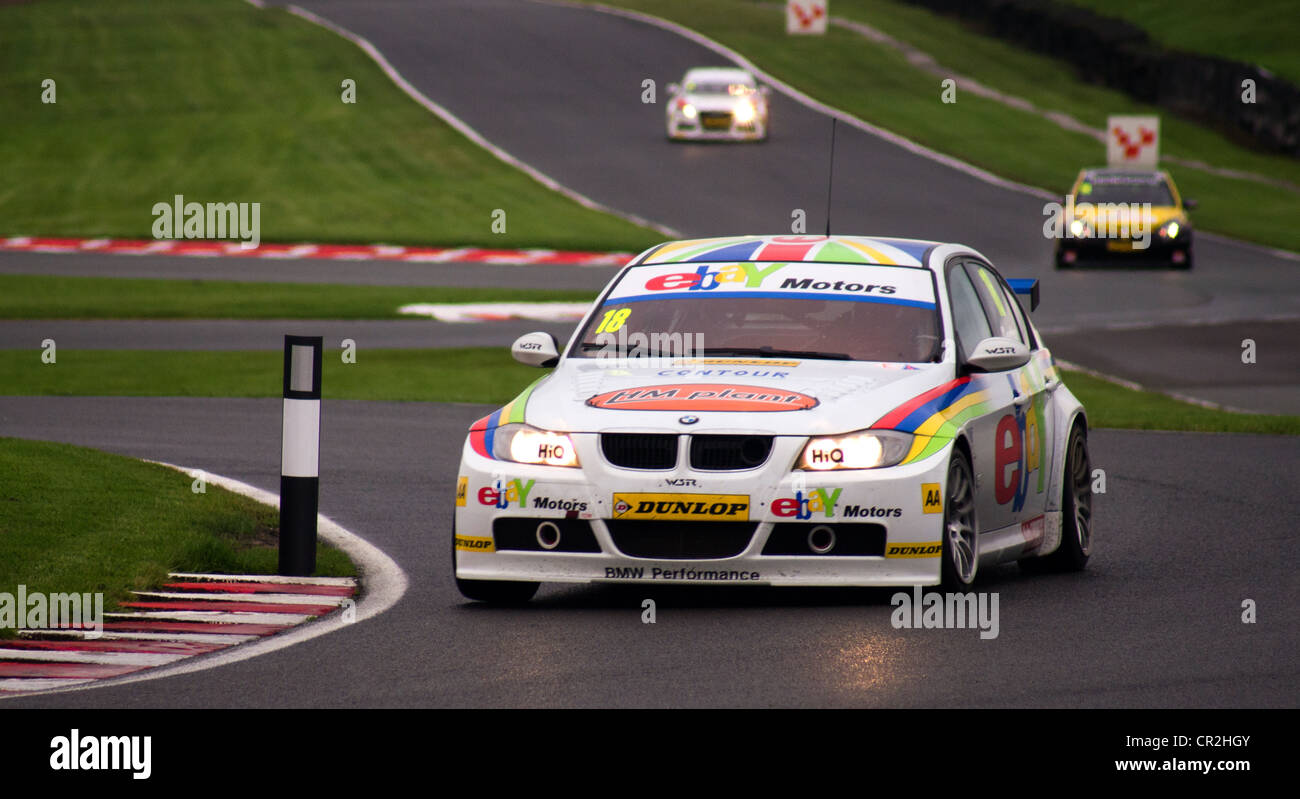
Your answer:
(700, 111), (732, 130)
(601, 433), (678, 470)
(762, 523), (887, 556)
(605, 520), (755, 559)
(689, 435), (773, 471)
(492, 518), (600, 553)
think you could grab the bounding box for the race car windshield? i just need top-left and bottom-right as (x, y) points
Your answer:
(1078, 178), (1175, 206)
(574, 295), (941, 363)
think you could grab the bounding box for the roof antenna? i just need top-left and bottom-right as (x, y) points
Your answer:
(824, 117), (837, 237)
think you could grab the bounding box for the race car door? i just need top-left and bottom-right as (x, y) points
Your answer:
(968, 261), (1055, 539)
(944, 258), (1020, 536)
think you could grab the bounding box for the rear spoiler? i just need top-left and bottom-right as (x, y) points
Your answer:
(1006, 278), (1039, 311)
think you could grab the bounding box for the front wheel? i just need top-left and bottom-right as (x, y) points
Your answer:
(940, 449), (979, 587)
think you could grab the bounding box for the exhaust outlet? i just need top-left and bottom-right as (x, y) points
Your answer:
(808, 525), (836, 555)
(536, 521), (562, 551)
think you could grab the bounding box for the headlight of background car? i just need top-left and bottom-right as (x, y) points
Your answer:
(799, 429), (913, 471)
(1069, 219), (1093, 238)
(1157, 221), (1182, 239)
(733, 100), (755, 124)
(492, 424), (580, 467)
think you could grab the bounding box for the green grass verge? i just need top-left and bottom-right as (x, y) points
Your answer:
(0, 437), (355, 637)
(0, 348), (544, 405)
(1061, 0), (1300, 86)
(0, 0), (658, 251)
(1, 347), (1295, 434)
(0, 275), (596, 320)
(1061, 369), (1300, 434)
(594, 0), (1300, 251)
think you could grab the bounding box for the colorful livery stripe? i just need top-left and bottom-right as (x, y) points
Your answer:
(467, 377), (546, 459)
(872, 377), (972, 431)
(639, 235), (926, 267)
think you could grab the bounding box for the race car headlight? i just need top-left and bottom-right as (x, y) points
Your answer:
(734, 100), (756, 124)
(1158, 221), (1181, 239)
(798, 430), (913, 471)
(492, 424), (580, 467)
(681, 102), (697, 120)
(1069, 219), (1092, 238)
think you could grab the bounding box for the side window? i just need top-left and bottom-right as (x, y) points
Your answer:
(946, 262), (993, 361)
(995, 279), (1036, 349)
(970, 263), (1025, 345)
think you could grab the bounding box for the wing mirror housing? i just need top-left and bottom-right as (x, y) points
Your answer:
(965, 337), (1030, 373)
(511, 332), (560, 368)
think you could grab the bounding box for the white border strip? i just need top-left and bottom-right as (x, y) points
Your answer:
(1, 464), (408, 700)
(285, 4), (681, 240)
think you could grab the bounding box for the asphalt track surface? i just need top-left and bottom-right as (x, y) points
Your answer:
(2, 397), (1296, 708)
(4, 0), (1297, 707)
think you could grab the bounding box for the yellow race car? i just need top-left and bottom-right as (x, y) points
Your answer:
(1054, 168), (1195, 270)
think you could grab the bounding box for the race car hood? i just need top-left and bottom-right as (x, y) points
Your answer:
(516, 358), (953, 437)
(681, 94), (758, 113)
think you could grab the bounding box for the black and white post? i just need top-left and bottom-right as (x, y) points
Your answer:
(279, 335), (322, 576)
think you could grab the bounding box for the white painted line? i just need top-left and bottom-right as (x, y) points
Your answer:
(1055, 358), (1257, 414)
(167, 572), (357, 586)
(20, 630), (259, 646)
(0, 649), (188, 667)
(131, 590), (348, 606)
(80, 238), (110, 249)
(286, 3), (680, 239)
(3, 466), (407, 700)
(0, 678), (94, 692)
(106, 611), (309, 625)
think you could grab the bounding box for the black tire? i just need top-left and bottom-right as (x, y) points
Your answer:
(451, 521), (539, 604)
(1021, 423), (1092, 573)
(940, 448), (979, 588)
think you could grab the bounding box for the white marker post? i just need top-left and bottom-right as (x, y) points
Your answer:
(280, 335), (322, 576)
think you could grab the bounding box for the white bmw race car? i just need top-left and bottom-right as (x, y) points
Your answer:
(453, 235), (1092, 603)
(665, 67), (769, 142)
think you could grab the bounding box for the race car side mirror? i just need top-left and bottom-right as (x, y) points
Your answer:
(667, 83), (680, 95)
(965, 337), (1030, 373)
(511, 332), (560, 368)
(1183, 198), (1197, 210)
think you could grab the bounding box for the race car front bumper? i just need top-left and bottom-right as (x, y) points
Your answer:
(1056, 231), (1192, 266)
(453, 433), (952, 587)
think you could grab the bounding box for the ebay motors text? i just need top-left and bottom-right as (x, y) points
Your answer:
(644, 263), (896, 295)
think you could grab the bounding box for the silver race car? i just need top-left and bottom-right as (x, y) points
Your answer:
(665, 67), (769, 142)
